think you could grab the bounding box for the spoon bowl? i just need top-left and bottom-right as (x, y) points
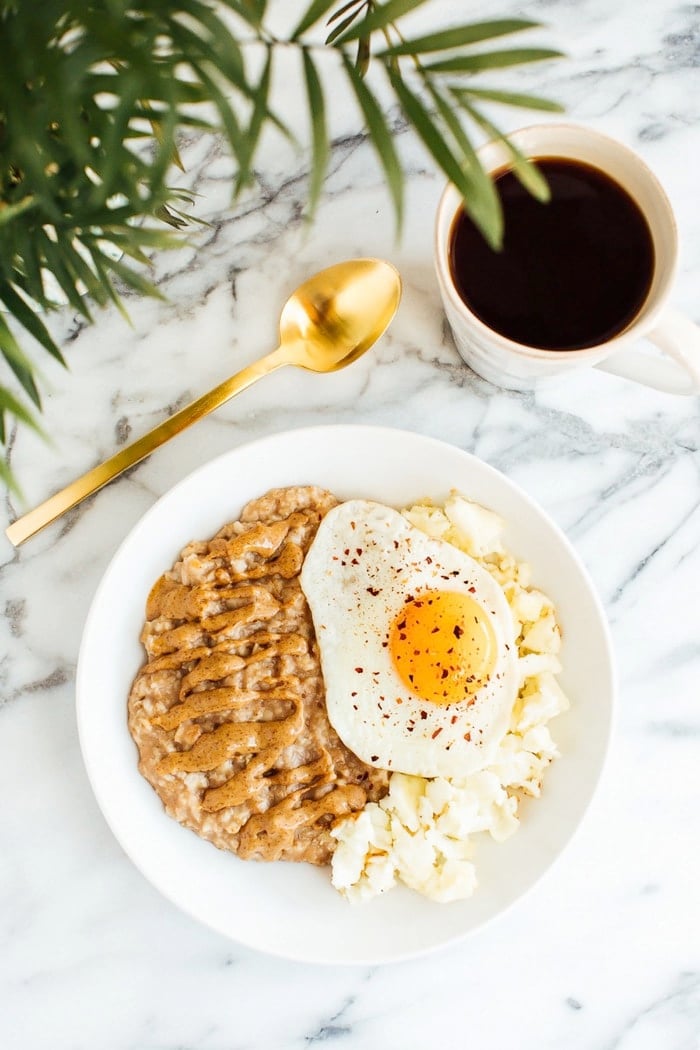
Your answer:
(279, 258), (402, 371)
(6, 258), (402, 546)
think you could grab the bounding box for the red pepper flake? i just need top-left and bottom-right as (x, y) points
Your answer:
(367, 586), (380, 596)
(351, 691), (358, 697)
(420, 710), (428, 720)
(441, 668), (449, 679)
(453, 624), (464, 639)
(431, 728), (443, 739)
(395, 697), (402, 704)
(355, 667), (364, 673)
(371, 755), (379, 762)
(356, 548), (363, 556)
(464, 731), (471, 741)
(431, 627), (440, 634)
(344, 548), (350, 555)
(451, 715), (458, 724)
(407, 726), (414, 733)
(393, 540), (399, 549)
(351, 558), (359, 565)
(350, 521), (356, 530)
(352, 704), (358, 711)
(397, 619), (407, 630)
(468, 586), (476, 594)
(426, 556), (433, 564)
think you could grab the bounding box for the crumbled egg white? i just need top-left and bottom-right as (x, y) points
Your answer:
(330, 493), (570, 904)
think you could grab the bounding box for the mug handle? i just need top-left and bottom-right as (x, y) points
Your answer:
(595, 308), (700, 395)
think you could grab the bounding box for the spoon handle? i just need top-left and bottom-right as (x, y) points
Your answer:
(5, 346), (285, 547)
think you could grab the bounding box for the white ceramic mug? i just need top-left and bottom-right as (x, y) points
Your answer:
(434, 123), (700, 394)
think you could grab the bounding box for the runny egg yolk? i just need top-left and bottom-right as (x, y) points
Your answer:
(389, 590), (497, 706)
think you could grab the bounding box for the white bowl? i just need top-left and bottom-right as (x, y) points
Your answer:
(76, 425), (615, 965)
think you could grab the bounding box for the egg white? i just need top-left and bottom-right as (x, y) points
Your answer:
(301, 499), (518, 778)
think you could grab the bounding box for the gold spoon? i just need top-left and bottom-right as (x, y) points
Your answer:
(6, 258), (401, 547)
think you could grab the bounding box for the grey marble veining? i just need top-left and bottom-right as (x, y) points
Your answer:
(2, 1), (700, 1048)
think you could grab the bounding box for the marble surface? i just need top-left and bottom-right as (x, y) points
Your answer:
(2, 0), (699, 1046)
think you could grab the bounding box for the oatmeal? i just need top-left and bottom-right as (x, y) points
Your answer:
(128, 486), (389, 865)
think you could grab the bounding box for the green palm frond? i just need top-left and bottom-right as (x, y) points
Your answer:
(0, 0), (563, 495)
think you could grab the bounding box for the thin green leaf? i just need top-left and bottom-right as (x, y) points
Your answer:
(302, 50), (329, 217)
(292, 0), (339, 39)
(334, 0), (428, 44)
(342, 54), (403, 229)
(0, 315), (42, 407)
(0, 196), (37, 226)
(99, 254), (166, 300)
(188, 59), (248, 171)
(459, 100), (550, 202)
(237, 48), (273, 191)
(453, 85), (564, 112)
(326, 8), (363, 45)
(88, 248), (131, 323)
(144, 104), (185, 173)
(217, 0), (266, 27)
(7, 230), (50, 313)
(356, 34), (371, 75)
(0, 456), (22, 497)
(327, 0), (366, 27)
(97, 228), (183, 251)
(100, 238), (152, 267)
(168, 20), (251, 97)
(86, 71), (212, 106)
(377, 19), (539, 57)
(153, 205), (188, 230)
(0, 386), (44, 435)
(99, 78), (144, 200)
(40, 239), (94, 320)
(422, 48), (564, 74)
(150, 105), (182, 191)
(59, 238), (111, 308)
(247, 0), (268, 22)
(425, 83), (502, 249)
(388, 68), (493, 235)
(0, 282), (66, 366)
(129, 106), (215, 132)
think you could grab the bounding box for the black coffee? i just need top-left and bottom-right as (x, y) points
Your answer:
(449, 158), (655, 351)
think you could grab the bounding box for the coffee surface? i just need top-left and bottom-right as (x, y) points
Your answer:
(449, 158), (655, 351)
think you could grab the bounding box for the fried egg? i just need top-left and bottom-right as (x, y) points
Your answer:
(300, 499), (518, 778)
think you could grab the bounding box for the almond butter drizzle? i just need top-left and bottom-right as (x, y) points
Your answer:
(134, 496), (384, 862)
